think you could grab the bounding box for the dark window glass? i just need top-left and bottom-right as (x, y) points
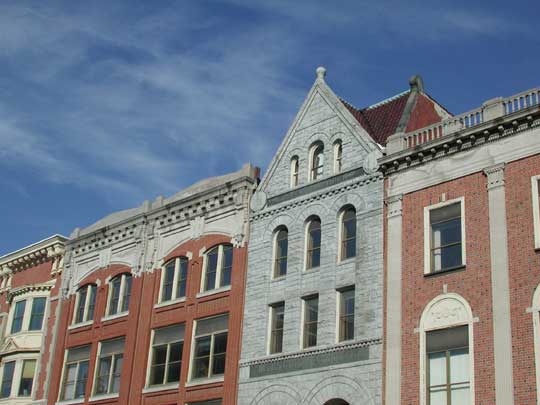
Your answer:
(212, 333), (227, 376)
(87, 285), (96, 321)
(150, 345), (167, 386)
(307, 219), (321, 269)
(311, 145), (324, 180)
(0, 361), (15, 398)
(166, 342), (183, 383)
(274, 229), (288, 278)
(339, 288), (355, 341)
(303, 296), (318, 348)
(341, 209), (356, 260)
(11, 300), (26, 334)
(291, 157), (299, 187)
(193, 336), (211, 379)
(270, 303), (284, 354)
(75, 287), (87, 324)
(430, 203), (463, 272)
(220, 245), (233, 287)
(121, 275), (132, 312)
(161, 261), (175, 302)
(205, 248), (219, 291)
(29, 297), (46, 331)
(18, 359), (35, 397)
(177, 258), (188, 298)
(150, 324), (184, 386)
(109, 277), (121, 315)
(75, 361), (89, 399)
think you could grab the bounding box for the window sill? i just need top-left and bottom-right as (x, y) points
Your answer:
(185, 376), (224, 387)
(196, 285), (231, 298)
(271, 275), (286, 283)
(56, 399), (84, 405)
(101, 312), (128, 323)
(6, 330), (42, 337)
(89, 393), (119, 402)
(337, 257), (356, 266)
(68, 320), (93, 330)
(302, 267), (320, 274)
(424, 265), (466, 277)
(142, 383), (179, 394)
(154, 297), (186, 309)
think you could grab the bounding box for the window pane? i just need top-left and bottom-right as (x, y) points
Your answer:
(193, 336), (211, 379)
(450, 348), (470, 383)
(428, 351), (447, 386)
(11, 300), (26, 334)
(162, 261), (175, 302)
(75, 361), (89, 399)
(150, 344), (167, 386)
(205, 248), (218, 291)
(303, 297), (318, 348)
(176, 258), (188, 298)
(450, 385), (470, 405)
(429, 388), (447, 405)
(0, 361), (15, 398)
(109, 277), (121, 315)
(121, 275), (132, 312)
(220, 245), (233, 287)
(87, 285), (96, 321)
(339, 289), (355, 341)
(18, 359), (36, 396)
(166, 342), (183, 383)
(111, 355), (122, 393)
(95, 356), (112, 394)
(270, 302), (285, 353)
(307, 220), (321, 269)
(432, 218), (461, 246)
(62, 363), (77, 400)
(212, 332), (228, 376)
(275, 230), (288, 277)
(29, 297), (46, 331)
(75, 288), (87, 323)
(342, 209), (356, 260)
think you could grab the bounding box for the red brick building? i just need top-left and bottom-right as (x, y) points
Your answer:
(47, 164), (258, 405)
(0, 235), (66, 405)
(381, 87), (540, 404)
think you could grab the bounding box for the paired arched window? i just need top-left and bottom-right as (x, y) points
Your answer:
(340, 207), (357, 261)
(306, 217), (322, 269)
(202, 244), (233, 292)
(334, 140), (343, 173)
(107, 273), (132, 316)
(290, 156), (299, 187)
(273, 227), (288, 278)
(309, 143), (324, 181)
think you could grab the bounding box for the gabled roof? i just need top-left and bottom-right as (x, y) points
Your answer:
(340, 75), (451, 145)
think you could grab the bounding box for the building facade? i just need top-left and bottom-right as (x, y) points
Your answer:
(237, 68), (447, 405)
(0, 235), (66, 405)
(47, 164), (258, 405)
(381, 86), (540, 404)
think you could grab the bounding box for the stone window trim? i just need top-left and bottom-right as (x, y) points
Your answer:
(308, 141), (325, 182)
(271, 227), (288, 280)
(337, 206), (357, 263)
(333, 140), (343, 174)
(531, 175), (540, 250)
(7, 292), (49, 336)
(72, 284), (97, 326)
(290, 156), (299, 188)
(418, 293), (476, 405)
(0, 355), (38, 400)
(158, 257), (189, 304)
(104, 273), (132, 318)
(200, 244), (233, 293)
(91, 337), (125, 397)
(423, 197), (467, 275)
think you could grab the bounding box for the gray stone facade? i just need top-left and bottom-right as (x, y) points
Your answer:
(238, 69), (384, 405)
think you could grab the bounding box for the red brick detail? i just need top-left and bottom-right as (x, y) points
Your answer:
(405, 94), (445, 133)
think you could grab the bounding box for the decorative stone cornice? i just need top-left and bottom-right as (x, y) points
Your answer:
(484, 163), (506, 190)
(7, 281), (55, 303)
(380, 106), (540, 176)
(239, 337), (382, 368)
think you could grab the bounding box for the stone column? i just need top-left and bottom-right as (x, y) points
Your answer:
(484, 163), (514, 404)
(385, 193), (403, 405)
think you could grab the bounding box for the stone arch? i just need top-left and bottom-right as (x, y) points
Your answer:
(329, 192), (366, 214)
(418, 292), (475, 405)
(305, 375), (374, 405)
(324, 399), (349, 405)
(263, 213), (296, 243)
(250, 384), (302, 405)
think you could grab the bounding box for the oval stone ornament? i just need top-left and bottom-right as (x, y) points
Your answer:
(363, 150), (381, 174)
(250, 191), (267, 212)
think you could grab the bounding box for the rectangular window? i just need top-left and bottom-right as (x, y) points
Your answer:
(269, 302), (284, 354)
(191, 314), (228, 380)
(338, 288), (355, 342)
(61, 345), (90, 401)
(0, 361), (15, 398)
(426, 200), (464, 274)
(149, 324), (184, 386)
(18, 359), (36, 397)
(11, 300), (26, 334)
(302, 296), (318, 349)
(29, 297), (46, 331)
(427, 326), (470, 404)
(94, 338), (124, 395)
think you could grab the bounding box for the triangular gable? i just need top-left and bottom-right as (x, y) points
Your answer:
(1, 337), (20, 353)
(259, 68), (380, 192)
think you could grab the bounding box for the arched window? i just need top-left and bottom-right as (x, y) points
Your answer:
(334, 140), (343, 173)
(340, 207), (356, 261)
(290, 156), (299, 187)
(309, 143), (324, 181)
(306, 217), (321, 269)
(202, 244), (233, 292)
(107, 273), (132, 316)
(419, 293), (475, 405)
(74, 284), (97, 324)
(273, 227), (288, 278)
(160, 257), (188, 303)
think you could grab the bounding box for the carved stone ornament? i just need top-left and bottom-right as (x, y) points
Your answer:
(363, 150), (382, 174)
(250, 191), (268, 212)
(423, 296), (470, 330)
(190, 216), (205, 239)
(231, 233), (245, 248)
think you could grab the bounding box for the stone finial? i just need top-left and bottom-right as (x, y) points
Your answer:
(316, 66), (327, 80)
(409, 74), (425, 93)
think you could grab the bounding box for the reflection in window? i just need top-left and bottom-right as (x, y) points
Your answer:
(430, 202), (463, 272)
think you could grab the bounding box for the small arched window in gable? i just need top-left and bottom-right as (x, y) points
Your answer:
(334, 140), (343, 173)
(290, 156), (299, 187)
(340, 207), (356, 261)
(273, 227), (288, 278)
(309, 143), (324, 181)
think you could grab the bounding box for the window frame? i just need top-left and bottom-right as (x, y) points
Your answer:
(0, 357), (38, 400)
(0, 361), (15, 399)
(290, 156), (299, 188)
(531, 175), (540, 249)
(338, 207), (357, 262)
(333, 140), (343, 174)
(188, 315), (229, 382)
(73, 284), (97, 325)
(200, 245), (233, 293)
(92, 337), (125, 397)
(423, 197), (466, 275)
(267, 302), (285, 354)
(337, 287), (355, 342)
(159, 257), (189, 304)
(8, 295), (49, 335)
(146, 324), (185, 388)
(305, 217), (322, 270)
(308, 143), (325, 181)
(301, 295), (319, 349)
(105, 273), (132, 318)
(272, 227), (288, 279)
(59, 345), (91, 402)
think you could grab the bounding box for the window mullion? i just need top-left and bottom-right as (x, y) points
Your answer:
(446, 350), (451, 405)
(118, 275), (126, 313)
(209, 334), (215, 378)
(172, 258), (180, 299)
(83, 287), (90, 322)
(164, 344), (171, 385)
(216, 246), (224, 289)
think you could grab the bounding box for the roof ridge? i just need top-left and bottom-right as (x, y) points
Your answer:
(364, 89), (410, 111)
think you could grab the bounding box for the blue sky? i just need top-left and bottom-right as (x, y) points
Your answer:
(0, 0), (538, 255)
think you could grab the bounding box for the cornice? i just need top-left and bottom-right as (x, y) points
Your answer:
(7, 281), (55, 303)
(251, 172), (382, 222)
(239, 338), (382, 368)
(0, 236), (66, 276)
(380, 105), (540, 176)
